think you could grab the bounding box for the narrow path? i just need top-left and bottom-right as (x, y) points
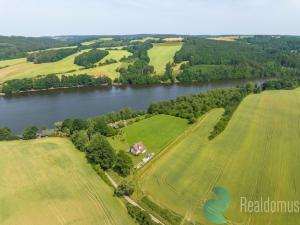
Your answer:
(105, 172), (164, 225)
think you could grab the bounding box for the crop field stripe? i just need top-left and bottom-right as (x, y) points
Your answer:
(140, 89), (300, 224)
(0, 138), (134, 225)
(138, 109), (223, 178)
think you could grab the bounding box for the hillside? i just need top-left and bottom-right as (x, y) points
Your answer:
(148, 42), (183, 75)
(0, 137), (134, 225)
(140, 88), (300, 224)
(0, 36), (67, 60)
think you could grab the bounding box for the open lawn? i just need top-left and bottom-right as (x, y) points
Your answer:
(0, 137), (134, 225)
(108, 114), (189, 164)
(140, 89), (300, 224)
(148, 42), (183, 75)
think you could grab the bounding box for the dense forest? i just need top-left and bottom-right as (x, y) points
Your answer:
(0, 36), (67, 60)
(27, 47), (78, 63)
(74, 49), (109, 68)
(174, 36), (300, 83)
(1, 74), (112, 94)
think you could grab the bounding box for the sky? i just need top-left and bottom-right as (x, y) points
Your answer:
(1, 0), (300, 36)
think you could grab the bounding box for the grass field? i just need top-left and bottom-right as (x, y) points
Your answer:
(148, 42), (183, 75)
(0, 49), (131, 82)
(0, 50), (89, 82)
(0, 58), (26, 68)
(207, 36), (239, 42)
(0, 138), (134, 225)
(162, 37), (184, 42)
(81, 38), (114, 46)
(108, 114), (189, 164)
(66, 50), (132, 79)
(130, 37), (160, 43)
(140, 89), (300, 224)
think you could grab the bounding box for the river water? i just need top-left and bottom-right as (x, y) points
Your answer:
(0, 79), (268, 133)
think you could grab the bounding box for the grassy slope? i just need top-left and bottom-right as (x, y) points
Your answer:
(130, 37), (160, 43)
(108, 115), (189, 164)
(0, 49), (131, 82)
(148, 42), (183, 75)
(0, 58), (26, 68)
(140, 89), (300, 224)
(0, 137), (134, 225)
(0, 50), (87, 82)
(81, 38), (114, 46)
(67, 50), (132, 80)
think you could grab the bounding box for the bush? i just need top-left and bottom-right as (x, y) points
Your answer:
(71, 130), (89, 151)
(22, 126), (38, 140)
(85, 134), (116, 170)
(114, 180), (134, 197)
(141, 196), (183, 225)
(0, 127), (18, 141)
(126, 203), (155, 225)
(113, 151), (134, 177)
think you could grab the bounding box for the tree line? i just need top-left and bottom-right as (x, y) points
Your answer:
(74, 49), (109, 68)
(148, 86), (256, 138)
(27, 48), (78, 64)
(1, 74), (112, 94)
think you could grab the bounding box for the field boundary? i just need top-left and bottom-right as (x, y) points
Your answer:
(137, 108), (224, 179)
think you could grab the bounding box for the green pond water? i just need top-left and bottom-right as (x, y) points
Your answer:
(203, 187), (230, 224)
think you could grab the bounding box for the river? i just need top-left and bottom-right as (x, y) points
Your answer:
(0, 79), (268, 133)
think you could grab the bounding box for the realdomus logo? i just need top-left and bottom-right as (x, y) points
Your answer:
(203, 187), (230, 224)
(240, 197), (300, 213)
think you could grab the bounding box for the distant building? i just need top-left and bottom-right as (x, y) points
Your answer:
(37, 129), (54, 138)
(129, 142), (147, 155)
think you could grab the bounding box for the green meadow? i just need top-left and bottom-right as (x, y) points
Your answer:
(140, 89), (300, 225)
(0, 58), (26, 68)
(0, 137), (134, 225)
(0, 49), (131, 82)
(81, 37), (114, 46)
(148, 42), (183, 75)
(0, 50), (87, 82)
(108, 114), (189, 164)
(67, 49), (132, 79)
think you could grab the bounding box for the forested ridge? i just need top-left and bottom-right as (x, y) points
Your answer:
(175, 36), (300, 83)
(0, 36), (67, 60)
(27, 48), (78, 64)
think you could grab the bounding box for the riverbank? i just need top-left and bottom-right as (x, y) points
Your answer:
(0, 77), (272, 97)
(0, 78), (271, 133)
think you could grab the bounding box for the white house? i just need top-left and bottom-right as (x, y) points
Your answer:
(129, 142), (147, 155)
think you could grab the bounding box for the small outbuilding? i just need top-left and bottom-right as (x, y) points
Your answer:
(129, 142), (147, 155)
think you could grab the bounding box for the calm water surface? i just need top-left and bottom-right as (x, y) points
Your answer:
(0, 79), (268, 133)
